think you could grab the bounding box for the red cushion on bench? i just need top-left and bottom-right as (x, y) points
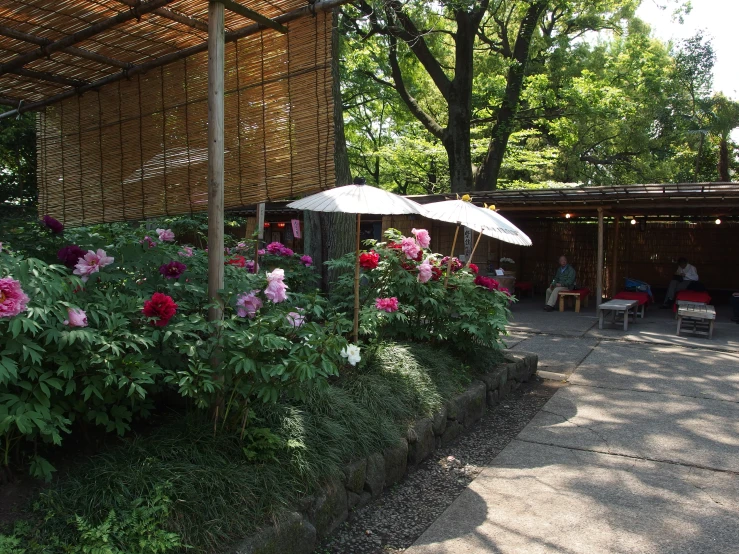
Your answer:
(673, 291), (712, 312)
(614, 291), (650, 306)
(515, 281), (533, 291)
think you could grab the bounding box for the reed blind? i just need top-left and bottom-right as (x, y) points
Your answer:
(37, 12), (334, 226)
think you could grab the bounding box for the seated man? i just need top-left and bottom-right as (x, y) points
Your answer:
(661, 257), (700, 308)
(544, 255), (576, 312)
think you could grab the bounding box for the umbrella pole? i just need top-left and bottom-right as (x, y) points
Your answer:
(353, 213), (361, 343)
(466, 232), (483, 267)
(444, 225), (460, 289)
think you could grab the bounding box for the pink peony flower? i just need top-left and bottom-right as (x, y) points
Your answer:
(375, 297), (399, 313)
(264, 268), (288, 303)
(401, 237), (421, 260)
(159, 260), (187, 279)
(286, 310), (305, 327)
(412, 228), (431, 249)
(441, 256), (463, 273)
(64, 307), (88, 327)
(300, 255), (313, 267)
(178, 246), (194, 257)
(73, 249), (114, 283)
(156, 228), (175, 242)
(0, 277), (30, 318)
(245, 260), (259, 274)
(417, 259), (433, 283)
(140, 236), (157, 249)
(258, 249), (266, 256)
(236, 290), (263, 319)
(0, 242), (4, 253)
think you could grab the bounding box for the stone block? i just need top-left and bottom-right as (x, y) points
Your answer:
(234, 511), (316, 554)
(384, 439), (409, 487)
(408, 418), (435, 465)
(487, 389), (499, 408)
(343, 459), (366, 494)
(346, 491), (360, 511)
(479, 368), (506, 392)
(461, 381), (486, 428)
(364, 452), (385, 498)
(357, 491), (372, 509)
(504, 351), (538, 381)
(440, 420), (463, 446)
(445, 397), (460, 421)
(432, 406), (447, 436)
(304, 475), (348, 539)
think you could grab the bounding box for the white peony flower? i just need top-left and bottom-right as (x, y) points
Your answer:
(340, 344), (362, 366)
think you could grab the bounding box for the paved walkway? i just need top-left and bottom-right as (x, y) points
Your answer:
(406, 301), (739, 554)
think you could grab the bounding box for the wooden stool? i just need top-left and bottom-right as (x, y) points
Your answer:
(558, 289), (590, 313)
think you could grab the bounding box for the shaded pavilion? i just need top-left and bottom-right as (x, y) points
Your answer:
(1, 0), (347, 319)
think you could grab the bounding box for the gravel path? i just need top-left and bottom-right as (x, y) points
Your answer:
(316, 376), (561, 554)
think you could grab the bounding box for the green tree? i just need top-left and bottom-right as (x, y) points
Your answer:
(0, 111), (36, 206)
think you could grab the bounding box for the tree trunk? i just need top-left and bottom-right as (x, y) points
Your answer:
(304, 9), (355, 291)
(694, 132), (705, 182)
(718, 136), (730, 181)
(443, 11), (476, 193)
(474, 1), (547, 191)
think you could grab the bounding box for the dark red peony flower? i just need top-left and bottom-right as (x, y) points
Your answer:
(142, 292), (178, 326)
(42, 215), (64, 234)
(414, 249), (424, 262)
(474, 275), (500, 291)
(441, 256), (463, 273)
(159, 260), (187, 279)
(430, 267), (443, 281)
(401, 262), (415, 271)
(359, 250), (380, 270)
(386, 242), (402, 250)
(468, 263), (479, 274)
(226, 255), (247, 268)
(57, 244), (86, 268)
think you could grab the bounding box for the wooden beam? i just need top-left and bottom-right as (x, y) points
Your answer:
(0, 0), (349, 120)
(207, 0), (225, 323)
(0, 95), (25, 108)
(12, 67), (87, 88)
(0, 0), (175, 78)
(216, 0), (289, 34)
(115, 0), (209, 32)
(0, 25), (131, 69)
(596, 207), (604, 307)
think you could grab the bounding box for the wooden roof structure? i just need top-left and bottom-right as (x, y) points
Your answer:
(0, 0), (346, 319)
(408, 183), (739, 219)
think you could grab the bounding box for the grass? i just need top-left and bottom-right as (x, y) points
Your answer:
(5, 341), (502, 553)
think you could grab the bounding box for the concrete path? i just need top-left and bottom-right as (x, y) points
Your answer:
(406, 329), (739, 553)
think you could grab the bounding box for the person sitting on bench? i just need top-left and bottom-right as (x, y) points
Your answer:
(544, 255), (576, 312)
(661, 257), (700, 308)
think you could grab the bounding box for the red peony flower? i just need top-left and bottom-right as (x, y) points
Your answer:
(41, 215), (64, 234)
(474, 275), (500, 291)
(57, 244), (86, 269)
(430, 267), (443, 281)
(386, 242), (402, 250)
(401, 262), (415, 272)
(226, 255), (247, 268)
(359, 250), (380, 270)
(468, 263), (479, 274)
(159, 261), (187, 279)
(142, 292), (178, 327)
(441, 256), (463, 273)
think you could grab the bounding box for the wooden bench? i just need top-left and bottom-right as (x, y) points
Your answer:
(598, 299), (639, 331)
(613, 291), (649, 318)
(558, 288), (590, 313)
(676, 303), (716, 339)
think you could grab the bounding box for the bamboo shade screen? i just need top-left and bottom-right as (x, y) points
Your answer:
(36, 12), (334, 226)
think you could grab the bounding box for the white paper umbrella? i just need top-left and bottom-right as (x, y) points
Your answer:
(288, 184), (427, 342)
(422, 199), (531, 283)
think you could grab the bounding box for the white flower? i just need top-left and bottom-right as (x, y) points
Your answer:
(500, 257), (515, 264)
(340, 344), (361, 366)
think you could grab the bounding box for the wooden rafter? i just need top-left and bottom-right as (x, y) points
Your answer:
(0, 0), (176, 78)
(115, 0), (209, 32)
(217, 0), (288, 34)
(0, 25), (131, 69)
(12, 67), (87, 87)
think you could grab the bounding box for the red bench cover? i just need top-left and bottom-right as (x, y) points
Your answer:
(673, 291), (712, 312)
(614, 291), (650, 306)
(515, 281), (533, 291)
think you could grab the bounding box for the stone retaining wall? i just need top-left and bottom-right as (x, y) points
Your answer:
(233, 350), (538, 554)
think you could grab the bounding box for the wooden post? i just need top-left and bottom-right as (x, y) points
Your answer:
(444, 225), (460, 288)
(207, 0), (225, 322)
(596, 208), (604, 307)
(611, 216), (620, 296)
(353, 213), (361, 343)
